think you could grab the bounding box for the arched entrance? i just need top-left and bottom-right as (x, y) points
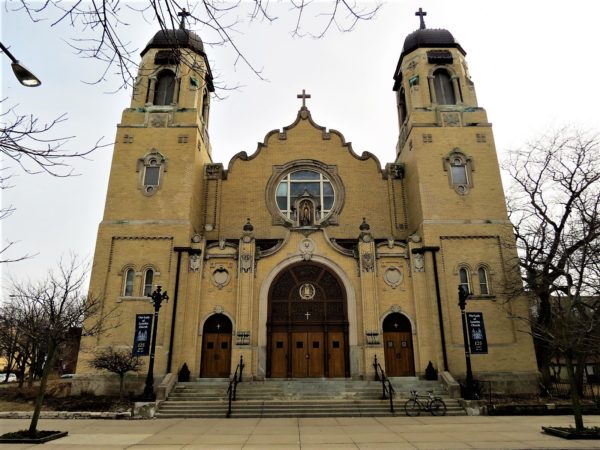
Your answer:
(267, 263), (349, 378)
(383, 313), (415, 376)
(200, 314), (232, 378)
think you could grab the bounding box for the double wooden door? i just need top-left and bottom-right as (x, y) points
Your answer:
(200, 332), (232, 378)
(383, 331), (415, 377)
(270, 330), (346, 378)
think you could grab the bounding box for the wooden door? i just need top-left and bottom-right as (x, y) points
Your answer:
(327, 331), (345, 377)
(291, 331), (325, 377)
(383, 331), (415, 376)
(201, 333), (232, 377)
(307, 332), (324, 377)
(270, 331), (288, 377)
(291, 332), (308, 377)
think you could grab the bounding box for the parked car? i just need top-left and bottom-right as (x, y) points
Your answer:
(0, 373), (17, 383)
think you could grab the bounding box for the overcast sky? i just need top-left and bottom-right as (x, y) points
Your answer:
(1, 1), (599, 290)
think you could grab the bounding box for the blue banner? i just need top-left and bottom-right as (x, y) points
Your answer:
(132, 314), (152, 356)
(466, 312), (488, 354)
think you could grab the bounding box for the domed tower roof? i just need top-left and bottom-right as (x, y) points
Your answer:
(393, 9), (466, 90)
(140, 28), (206, 57)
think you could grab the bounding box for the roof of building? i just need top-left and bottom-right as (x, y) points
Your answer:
(140, 29), (206, 57)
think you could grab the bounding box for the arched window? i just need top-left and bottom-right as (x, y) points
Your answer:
(398, 88), (407, 124)
(433, 69), (456, 105)
(143, 269), (154, 297)
(459, 267), (471, 295)
(153, 70), (176, 105)
(123, 268), (135, 296)
(478, 267), (490, 295)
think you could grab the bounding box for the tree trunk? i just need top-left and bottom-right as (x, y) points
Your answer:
(119, 374), (125, 401)
(565, 355), (584, 431)
(575, 354), (586, 397)
(28, 340), (56, 437)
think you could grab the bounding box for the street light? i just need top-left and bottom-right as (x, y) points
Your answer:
(142, 285), (169, 401)
(0, 42), (41, 87)
(458, 285), (476, 399)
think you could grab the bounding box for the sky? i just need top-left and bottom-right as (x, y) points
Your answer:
(1, 0), (599, 290)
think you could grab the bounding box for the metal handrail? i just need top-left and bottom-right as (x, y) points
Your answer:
(226, 355), (245, 418)
(373, 355), (395, 413)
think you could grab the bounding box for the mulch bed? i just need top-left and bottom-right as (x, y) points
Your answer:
(542, 426), (600, 439)
(0, 430), (68, 444)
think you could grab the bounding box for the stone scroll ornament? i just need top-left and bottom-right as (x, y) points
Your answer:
(361, 252), (375, 272)
(413, 253), (424, 272)
(240, 253), (253, 273)
(189, 254), (201, 272)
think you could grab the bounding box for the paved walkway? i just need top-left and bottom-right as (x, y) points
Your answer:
(1, 415), (600, 449)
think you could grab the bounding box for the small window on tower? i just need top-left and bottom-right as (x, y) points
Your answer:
(443, 149), (474, 195)
(153, 70), (176, 105)
(143, 268), (154, 297)
(433, 69), (456, 105)
(123, 268), (135, 297)
(137, 150), (167, 196)
(459, 267), (471, 295)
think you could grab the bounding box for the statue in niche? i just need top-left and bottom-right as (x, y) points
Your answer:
(299, 200), (312, 226)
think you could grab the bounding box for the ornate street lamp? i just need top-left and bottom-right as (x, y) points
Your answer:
(0, 42), (41, 87)
(142, 285), (169, 401)
(458, 285), (476, 399)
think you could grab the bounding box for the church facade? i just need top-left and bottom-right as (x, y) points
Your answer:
(78, 15), (539, 393)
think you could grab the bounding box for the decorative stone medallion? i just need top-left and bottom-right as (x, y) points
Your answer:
(240, 253), (253, 272)
(413, 253), (424, 272)
(189, 254), (201, 272)
(213, 305), (224, 314)
(391, 304), (401, 313)
(361, 253), (375, 272)
(299, 283), (316, 300)
(299, 238), (315, 261)
(212, 267), (230, 289)
(384, 267), (403, 288)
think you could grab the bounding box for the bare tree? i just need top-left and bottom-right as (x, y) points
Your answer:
(505, 127), (600, 386)
(89, 348), (142, 400)
(7, 255), (116, 437)
(0, 98), (107, 262)
(11, 1), (380, 90)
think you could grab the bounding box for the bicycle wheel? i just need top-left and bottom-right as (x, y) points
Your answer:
(404, 399), (420, 417)
(429, 398), (447, 416)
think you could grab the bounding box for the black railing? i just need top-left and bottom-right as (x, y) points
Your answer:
(226, 355), (245, 418)
(373, 355), (395, 413)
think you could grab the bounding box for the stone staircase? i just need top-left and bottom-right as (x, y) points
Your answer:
(156, 378), (466, 418)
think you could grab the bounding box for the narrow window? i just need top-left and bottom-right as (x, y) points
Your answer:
(433, 69), (456, 105)
(153, 70), (176, 105)
(478, 267), (490, 295)
(123, 268), (135, 296)
(138, 151), (167, 196)
(143, 269), (154, 297)
(450, 157), (468, 185)
(398, 88), (407, 124)
(459, 268), (471, 295)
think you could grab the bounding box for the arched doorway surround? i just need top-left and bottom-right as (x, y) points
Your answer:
(258, 255), (357, 378)
(267, 262), (349, 377)
(200, 314), (233, 378)
(382, 312), (415, 376)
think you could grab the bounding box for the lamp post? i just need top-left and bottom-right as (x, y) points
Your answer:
(458, 285), (476, 399)
(142, 285), (169, 401)
(0, 42), (41, 87)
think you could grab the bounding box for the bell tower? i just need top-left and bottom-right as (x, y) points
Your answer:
(392, 10), (537, 383)
(78, 18), (215, 375)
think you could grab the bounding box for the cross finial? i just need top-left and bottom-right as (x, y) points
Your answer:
(297, 89), (311, 108)
(304, 311), (311, 320)
(415, 7), (427, 29)
(178, 8), (191, 30)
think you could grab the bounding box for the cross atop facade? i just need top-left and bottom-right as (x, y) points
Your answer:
(297, 89), (311, 108)
(178, 8), (191, 30)
(415, 8), (427, 30)
(304, 311), (311, 321)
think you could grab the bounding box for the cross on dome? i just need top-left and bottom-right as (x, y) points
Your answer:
(415, 7), (427, 29)
(178, 8), (191, 30)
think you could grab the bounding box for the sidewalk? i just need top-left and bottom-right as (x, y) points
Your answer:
(1, 415), (600, 449)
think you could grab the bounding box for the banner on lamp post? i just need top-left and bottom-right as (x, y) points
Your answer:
(132, 314), (152, 356)
(466, 312), (488, 354)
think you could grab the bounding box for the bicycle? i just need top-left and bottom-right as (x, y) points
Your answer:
(404, 390), (447, 416)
